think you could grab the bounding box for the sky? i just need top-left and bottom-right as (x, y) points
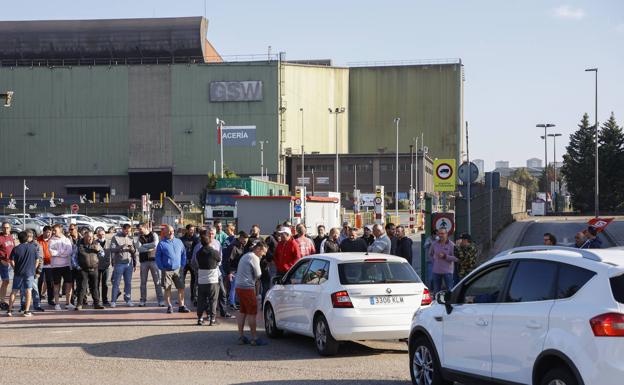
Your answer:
(3, 1), (623, 171)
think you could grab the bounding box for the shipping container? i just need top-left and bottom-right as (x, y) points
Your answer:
(215, 177), (289, 197)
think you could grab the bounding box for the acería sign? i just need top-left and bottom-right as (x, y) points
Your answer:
(222, 126), (257, 147)
(210, 81), (263, 102)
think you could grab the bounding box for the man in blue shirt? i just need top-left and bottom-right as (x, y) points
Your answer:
(7, 231), (40, 317)
(156, 225), (190, 314)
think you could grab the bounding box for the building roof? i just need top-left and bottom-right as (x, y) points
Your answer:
(0, 17), (221, 65)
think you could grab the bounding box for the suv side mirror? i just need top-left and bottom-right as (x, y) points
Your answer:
(436, 290), (454, 315)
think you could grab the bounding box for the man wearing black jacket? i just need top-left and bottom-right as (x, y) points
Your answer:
(340, 227), (368, 252)
(313, 225), (327, 254)
(76, 231), (104, 310)
(225, 231), (248, 310)
(180, 225), (199, 307)
(395, 225), (413, 265)
(192, 232), (222, 326)
(137, 223), (164, 307)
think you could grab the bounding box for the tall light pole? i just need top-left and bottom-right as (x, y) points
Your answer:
(548, 133), (562, 212)
(216, 118), (226, 177)
(585, 68), (599, 217)
(414, 137), (419, 192)
(328, 107), (346, 195)
(394, 117), (400, 218)
(259, 140), (269, 179)
(300, 108), (305, 186)
(536, 123), (555, 210)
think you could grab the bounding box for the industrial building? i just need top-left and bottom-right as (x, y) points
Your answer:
(0, 17), (464, 203)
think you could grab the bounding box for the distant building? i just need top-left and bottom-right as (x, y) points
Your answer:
(527, 158), (542, 168)
(495, 161), (510, 169)
(473, 159), (485, 181)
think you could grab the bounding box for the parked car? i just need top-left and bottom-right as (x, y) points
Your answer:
(102, 214), (138, 226)
(408, 245), (624, 385)
(92, 216), (121, 233)
(35, 213), (57, 219)
(264, 253), (431, 356)
(59, 214), (109, 233)
(0, 215), (44, 236)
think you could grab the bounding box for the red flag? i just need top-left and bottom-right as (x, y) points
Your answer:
(217, 124), (221, 145)
(587, 217), (614, 233)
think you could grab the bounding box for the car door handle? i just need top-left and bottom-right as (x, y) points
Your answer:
(475, 318), (489, 327)
(526, 321), (542, 329)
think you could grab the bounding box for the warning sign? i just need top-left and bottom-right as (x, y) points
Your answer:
(434, 159), (456, 192)
(432, 212), (455, 235)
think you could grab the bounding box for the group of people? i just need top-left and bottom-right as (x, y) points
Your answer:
(543, 225), (603, 249)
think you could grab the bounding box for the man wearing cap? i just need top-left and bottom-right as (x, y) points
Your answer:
(339, 227), (367, 252)
(273, 227), (301, 277)
(454, 233), (478, 280)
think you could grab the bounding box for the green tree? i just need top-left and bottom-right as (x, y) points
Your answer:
(510, 167), (539, 206)
(561, 113), (596, 213)
(198, 166), (239, 208)
(598, 112), (624, 212)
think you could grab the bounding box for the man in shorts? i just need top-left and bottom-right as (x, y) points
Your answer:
(7, 231), (40, 317)
(0, 222), (16, 310)
(235, 241), (268, 346)
(48, 224), (75, 310)
(155, 225), (190, 314)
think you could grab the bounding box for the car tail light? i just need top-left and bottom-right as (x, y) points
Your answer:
(421, 288), (432, 306)
(331, 291), (353, 308)
(590, 313), (624, 337)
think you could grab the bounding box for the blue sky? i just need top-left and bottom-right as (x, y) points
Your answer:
(4, 1), (623, 170)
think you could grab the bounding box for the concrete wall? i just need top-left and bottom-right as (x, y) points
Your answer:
(349, 64), (463, 160)
(455, 178), (527, 251)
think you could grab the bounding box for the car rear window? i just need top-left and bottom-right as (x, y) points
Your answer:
(338, 261), (420, 285)
(557, 263), (596, 299)
(610, 274), (624, 304)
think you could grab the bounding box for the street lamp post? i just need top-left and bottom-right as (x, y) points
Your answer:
(394, 118), (400, 218)
(585, 68), (599, 217)
(216, 118), (226, 178)
(259, 140), (269, 179)
(536, 123), (556, 211)
(328, 107), (346, 195)
(300, 108), (304, 187)
(548, 133), (562, 212)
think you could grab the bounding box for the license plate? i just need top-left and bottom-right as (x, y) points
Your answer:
(369, 296), (405, 305)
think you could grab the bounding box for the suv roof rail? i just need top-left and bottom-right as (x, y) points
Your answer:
(495, 245), (603, 262)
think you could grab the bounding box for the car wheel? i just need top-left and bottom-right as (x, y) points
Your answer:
(410, 335), (451, 385)
(313, 314), (339, 356)
(541, 367), (578, 385)
(264, 304), (283, 338)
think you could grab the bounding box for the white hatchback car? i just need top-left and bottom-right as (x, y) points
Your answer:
(409, 246), (624, 385)
(264, 253), (431, 356)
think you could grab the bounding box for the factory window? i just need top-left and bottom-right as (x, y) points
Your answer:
(356, 164), (371, 172)
(399, 164), (410, 172)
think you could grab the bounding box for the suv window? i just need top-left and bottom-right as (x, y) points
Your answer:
(506, 260), (557, 302)
(557, 263), (596, 299)
(284, 260), (311, 285)
(303, 259), (330, 285)
(610, 274), (624, 304)
(460, 264), (510, 304)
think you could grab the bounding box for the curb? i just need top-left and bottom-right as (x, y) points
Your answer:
(513, 220), (535, 248)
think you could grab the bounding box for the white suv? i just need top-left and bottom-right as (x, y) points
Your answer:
(409, 246), (624, 385)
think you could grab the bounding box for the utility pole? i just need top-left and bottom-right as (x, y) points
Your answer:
(300, 108), (305, 187)
(328, 107), (346, 197)
(536, 123), (555, 211)
(216, 118), (225, 178)
(394, 117), (400, 218)
(259, 140), (268, 179)
(466, 121), (471, 235)
(548, 133), (562, 212)
(585, 68), (599, 217)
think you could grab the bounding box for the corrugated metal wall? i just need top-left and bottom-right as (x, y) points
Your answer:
(0, 66), (129, 176)
(348, 64), (462, 160)
(281, 64), (349, 154)
(171, 62), (279, 176)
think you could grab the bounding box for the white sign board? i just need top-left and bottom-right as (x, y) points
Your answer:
(360, 193), (375, 207)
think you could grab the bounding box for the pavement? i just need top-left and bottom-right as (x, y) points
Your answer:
(1, 272), (413, 385)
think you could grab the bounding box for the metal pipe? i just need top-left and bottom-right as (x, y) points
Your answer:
(394, 118), (400, 218)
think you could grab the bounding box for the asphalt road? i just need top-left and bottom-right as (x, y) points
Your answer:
(519, 218), (617, 247)
(1, 274), (413, 385)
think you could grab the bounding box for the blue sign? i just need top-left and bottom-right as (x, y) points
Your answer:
(294, 206), (302, 214)
(222, 126), (257, 147)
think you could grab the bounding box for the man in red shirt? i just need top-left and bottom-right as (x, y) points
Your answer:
(0, 222), (16, 310)
(274, 227), (301, 277)
(295, 224), (316, 257)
